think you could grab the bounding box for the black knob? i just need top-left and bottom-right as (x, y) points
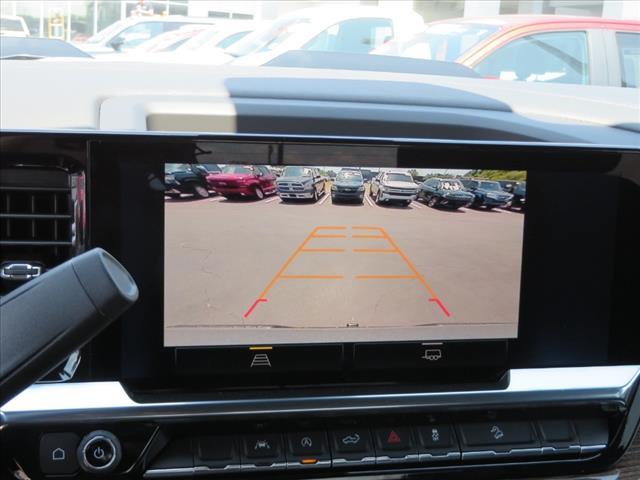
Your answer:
(77, 430), (121, 474)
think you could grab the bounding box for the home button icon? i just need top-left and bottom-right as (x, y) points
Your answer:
(40, 433), (80, 475)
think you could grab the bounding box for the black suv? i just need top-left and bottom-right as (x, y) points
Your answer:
(165, 163), (221, 199)
(460, 179), (513, 209)
(418, 178), (475, 209)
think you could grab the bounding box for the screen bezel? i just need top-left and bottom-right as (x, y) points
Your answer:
(80, 132), (636, 390)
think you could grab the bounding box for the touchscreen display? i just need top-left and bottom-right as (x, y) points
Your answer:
(164, 160), (525, 346)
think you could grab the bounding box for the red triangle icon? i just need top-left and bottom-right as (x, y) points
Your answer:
(387, 430), (401, 444)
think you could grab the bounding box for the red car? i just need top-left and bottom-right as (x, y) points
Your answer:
(206, 165), (277, 199)
(374, 16), (639, 88)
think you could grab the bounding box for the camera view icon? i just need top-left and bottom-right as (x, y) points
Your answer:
(250, 353), (271, 368)
(300, 436), (313, 448)
(490, 425), (505, 440)
(341, 433), (361, 445)
(422, 349), (442, 361)
(254, 439), (271, 450)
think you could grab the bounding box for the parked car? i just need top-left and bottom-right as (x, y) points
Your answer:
(0, 37), (92, 59)
(461, 179), (513, 209)
(498, 180), (519, 192)
(331, 170), (365, 203)
(1, 15), (29, 37)
(374, 16), (640, 88)
(206, 165), (277, 200)
(76, 15), (218, 55)
(228, 6), (424, 66)
(165, 163), (221, 199)
(418, 178), (475, 209)
(276, 166), (326, 202)
(507, 181), (526, 211)
(370, 171), (419, 206)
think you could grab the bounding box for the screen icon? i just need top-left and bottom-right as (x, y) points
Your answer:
(254, 439), (271, 451)
(490, 425), (505, 440)
(431, 428), (440, 442)
(51, 448), (66, 461)
(250, 353), (271, 367)
(300, 436), (313, 448)
(341, 433), (360, 445)
(422, 349), (442, 361)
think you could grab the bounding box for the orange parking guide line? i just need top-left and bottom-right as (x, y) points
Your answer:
(246, 224), (450, 320)
(377, 227), (439, 299)
(249, 346), (273, 351)
(353, 248), (398, 253)
(280, 275), (344, 279)
(355, 275), (418, 279)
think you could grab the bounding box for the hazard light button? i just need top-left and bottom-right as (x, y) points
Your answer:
(373, 427), (418, 464)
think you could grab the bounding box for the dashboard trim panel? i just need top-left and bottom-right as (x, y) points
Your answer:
(2, 366), (639, 426)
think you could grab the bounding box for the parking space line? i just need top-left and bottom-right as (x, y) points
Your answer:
(377, 227), (439, 299)
(352, 234), (385, 239)
(411, 201), (424, 209)
(245, 224), (451, 320)
(209, 197), (225, 202)
(353, 248), (398, 253)
(355, 275), (418, 279)
(264, 196), (280, 204)
(280, 275), (344, 279)
(301, 248), (345, 253)
(364, 195), (375, 208)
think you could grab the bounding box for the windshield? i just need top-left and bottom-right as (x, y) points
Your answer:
(376, 22), (498, 61)
(479, 181), (502, 191)
(282, 166), (313, 177)
(84, 19), (129, 44)
(222, 165), (253, 175)
(337, 171), (363, 181)
(441, 180), (463, 191)
(385, 173), (413, 183)
(227, 16), (311, 57)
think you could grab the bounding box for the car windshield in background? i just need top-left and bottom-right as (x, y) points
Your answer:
(377, 22), (498, 61)
(283, 166), (313, 177)
(222, 165), (253, 174)
(480, 181), (502, 191)
(227, 17), (311, 57)
(338, 171), (363, 181)
(386, 173), (413, 182)
(441, 180), (464, 190)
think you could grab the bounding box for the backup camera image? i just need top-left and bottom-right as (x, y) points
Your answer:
(164, 164), (525, 346)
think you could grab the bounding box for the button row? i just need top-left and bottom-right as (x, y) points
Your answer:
(144, 418), (608, 477)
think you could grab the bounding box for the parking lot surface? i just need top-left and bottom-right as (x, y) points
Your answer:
(165, 188), (523, 346)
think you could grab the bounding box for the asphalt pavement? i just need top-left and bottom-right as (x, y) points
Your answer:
(164, 186), (523, 346)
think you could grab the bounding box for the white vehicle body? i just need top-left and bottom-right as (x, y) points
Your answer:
(75, 16), (218, 55)
(229, 6), (424, 66)
(371, 172), (419, 204)
(0, 15), (29, 37)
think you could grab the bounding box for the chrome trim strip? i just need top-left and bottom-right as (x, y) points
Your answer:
(2, 128), (640, 151)
(375, 454), (420, 464)
(418, 451), (461, 462)
(462, 447), (542, 460)
(2, 367), (639, 427)
(332, 457), (377, 466)
(144, 467), (194, 478)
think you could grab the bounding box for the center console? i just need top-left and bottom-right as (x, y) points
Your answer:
(1, 131), (639, 479)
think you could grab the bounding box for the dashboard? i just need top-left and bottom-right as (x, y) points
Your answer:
(0, 130), (639, 479)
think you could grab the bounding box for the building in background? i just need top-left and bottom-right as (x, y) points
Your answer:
(1, 0), (637, 42)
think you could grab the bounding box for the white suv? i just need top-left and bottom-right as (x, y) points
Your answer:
(370, 171), (419, 207)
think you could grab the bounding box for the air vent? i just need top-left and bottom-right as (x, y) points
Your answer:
(1, 167), (84, 295)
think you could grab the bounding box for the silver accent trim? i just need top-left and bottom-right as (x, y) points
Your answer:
(580, 444), (607, 454)
(418, 451), (461, 462)
(144, 467), (194, 478)
(2, 367), (639, 427)
(332, 456), (377, 466)
(375, 453), (420, 464)
(286, 459), (331, 469)
(240, 461), (287, 471)
(0, 263), (41, 280)
(541, 445), (582, 455)
(194, 464), (241, 475)
(462, 447), (542, 460)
